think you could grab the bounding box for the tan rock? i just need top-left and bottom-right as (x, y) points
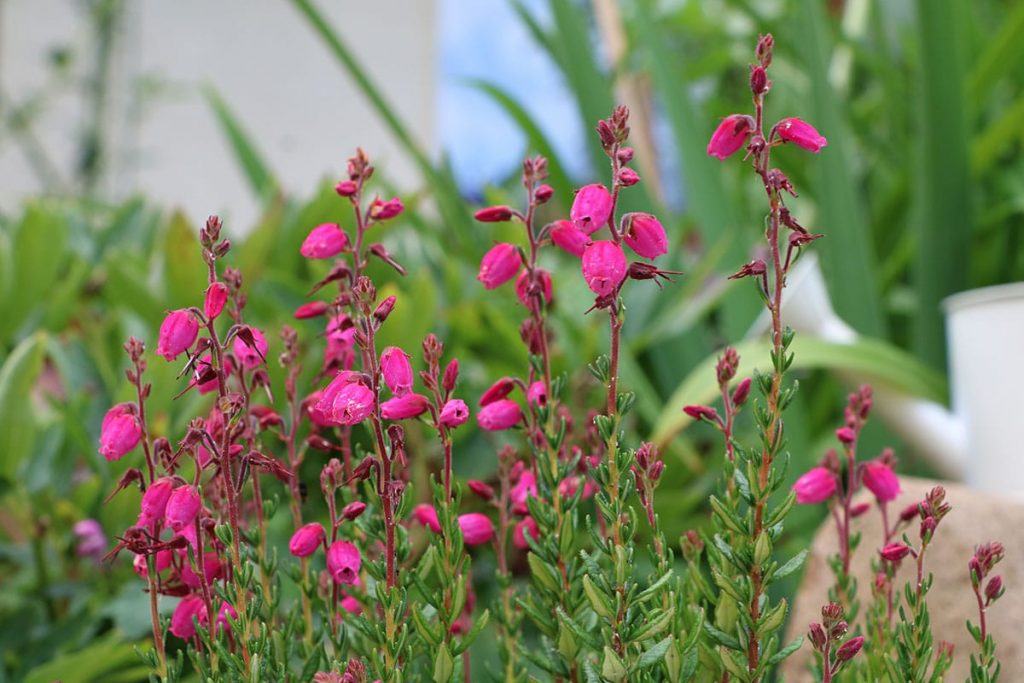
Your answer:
(782, 476), (1023, 681)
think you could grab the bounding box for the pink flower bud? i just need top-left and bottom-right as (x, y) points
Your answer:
(477, 243), (522, 289)
(170, 595), (207, 640)
(474, 205), (515, 222)
(442, 359), (459, 392)
(621, 212), (668, 260)
(534, 184), (553, 203)
(380, 346), (414, 396)
(835, 427), (856, 445)
(316, 378), (376, 426)
(301, 223), (349, 259)
(335, 180), (357, 196)
(808, 623), (827, 651)
(793, 466), (837, 504)
(156, 310), (199, 361)
(861, 461), (901, 503)
(985, 575), (1003, 603)
(526, 381), (548, 407)
(140, 476), (175, 522)
(850, 502), (871, 518)
(515, 269), (553, 308)
(570, 184), (613, 235)
(98, 403), (141, 461)
(776, 117), (827, 153)
(204, 282), (229, 320)
(707, 114), (754, 160)
(341, 501), (367, 521)
(879, 542), (911, 562)
(439, 399), (469, 428)
(289, 522), (325, 557)
(380, 393), (430, 420)
(835, 636), (864, 663)
(467, 479), (495, 501)
(617, 167), (640, 186)
(413, 503), (441, 533)
(373, 295), (397, 323)
(294, 301), (330, 319)
(233, 326), (268, 369)
(581, 241), (627, 296)
(731, 378), (752, 406)
(370, 197), (404, 220)
(166, 485), (201, 532)
(513, 516), (540, 549)
(476, 399), (522, 431)
(326, 540), (362, 585)
(458, 512), (495, 546)
(480, 377), (516, 406)
(682, 405), (719, 423)
(550, 219), (592, 257)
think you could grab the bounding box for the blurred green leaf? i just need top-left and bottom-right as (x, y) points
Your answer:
(204, 85), (278, 203)
(0, 204), (69, 341)
(0, 333), (46, 482)
(162, 210), (205, 309)
(21, 632), (148, 683)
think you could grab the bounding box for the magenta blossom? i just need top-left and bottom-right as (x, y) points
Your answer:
(880, 542), (911, 562)
(170, 595), (207, 640)
(315, 375), (375, 426)
(98, 403), (141, 461)
(139, 476), (175, 523)
(166, 485), (201, 532)
(458, 513), (495, 546)
(380, 346), (414, 396)
(570, 184), (613, 235)
(707, 114), (754, 160)
(156, 309), (199, 361)
(73, 519), (106, 560)
(370, 197), (404, 220)
(526, 381), (547, 407)
(477, 243), (521, 289)
(793, 466), (837, 504)
(380, 393), (430, 420)
(195, 353), (233, 395)
(439, 399), (469, 428)
(326, 540), (362, 585)
(204, 282), (229, 320)
(862, 461), (901, 503)
(550, 219), (592, 257)
(300, 223), (349, 259)
(476, 399), (522, 431)
(515, 269), (553, 308)
(622, 213), (668, 260)
(775, 117), (827, 152)
(511, 470), (538, 515)
(289, 523), (326, 557)
(233, 326), (268, 369)
(513, 516), (540, 550)
(581, 241), (627, 296)
(216, 602), (238, 632)
(413, 504), (441, 533)
(480, 377), (516, 406)
(294, 301), (329, 319)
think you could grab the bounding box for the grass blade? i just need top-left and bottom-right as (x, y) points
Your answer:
(203, 85), (277, 203)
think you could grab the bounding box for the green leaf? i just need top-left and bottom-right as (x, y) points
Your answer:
(636, 635), (674, 670)
(22, 633), (145, 683)
(652, 335), (947, 448)
(204, 85), (277, 203)
(162, 211), (206, 310)
(0, 333), (46, 482)
(601, 645), (628, 682)
(0, 204), (69, 340)
(770, 550), (808, 583)
(433, 643), (455, 683)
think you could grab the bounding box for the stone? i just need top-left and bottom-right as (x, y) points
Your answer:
(782, 476), (1022, 681)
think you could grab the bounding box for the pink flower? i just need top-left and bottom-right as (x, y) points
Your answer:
(204, 282), (229, 320)
(836, 636), (864, 663)
(133, 549), (173, 578)
(335, 180), (357, 197)
(380, 346), (414, 396)
(707, 114), (754, 160)
(526, 381), (547, 407)
(216, 602), (238, 632)
(467, 480), (495, 501)
(458, 513), (495, 546)
(314, 374), (375, 426)
(342, 501), (367, 520)
(73, 519), (106, 560)
(570, 184), (613, 235)
(195, 353), (233, 395)
(180, 551), (223, 589)
(370, 197), (404, 220)
(439, 399), (469, 428)
(515, 269), (553, 308)
(775, 117), (827, 152)
(476, 399), (522, 431)
(511, 470), (538, 515)
(156, 310), (199, 361)
(477, 243), (522, 289)
(139, 477), (175, 523)
(621, 213), (668, 260)
(480, 377), (516, 406)
(340, 594), (361, 615)
(513, 516), (540, 549)
(862, 461), (900, 503)
(793, 466), (837, 504)
(300, 223), (349, 259)
(835, 427), (856, 445)
(289, 522), (325, 557)
(98, 403), (141, 461)
(581, 241), (627, 296)
(879, 542), (911, 562)
(550, 219), (592, 257)
(170, 595), (207, 640)
(381, 393), (430, 420)
(413, 504), (441, 533)
(327, 540), (362, 585)
(166, 485), (201, 532)
(233, 327), (268, 369)
(294, 301), (329, 319)
(474, 205), (514, 222)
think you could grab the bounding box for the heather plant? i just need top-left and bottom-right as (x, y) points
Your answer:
(89, 33), (1009, 683)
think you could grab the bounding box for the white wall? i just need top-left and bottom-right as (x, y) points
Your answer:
(0, 0), (436, 232)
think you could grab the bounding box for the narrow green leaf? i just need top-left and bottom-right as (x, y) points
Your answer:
(0, 333), (46, 482)
(203, 85), (277, 202)
(636, 635), (674, 669)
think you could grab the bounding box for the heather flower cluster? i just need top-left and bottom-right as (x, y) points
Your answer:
(90, 34), (1006, 683)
